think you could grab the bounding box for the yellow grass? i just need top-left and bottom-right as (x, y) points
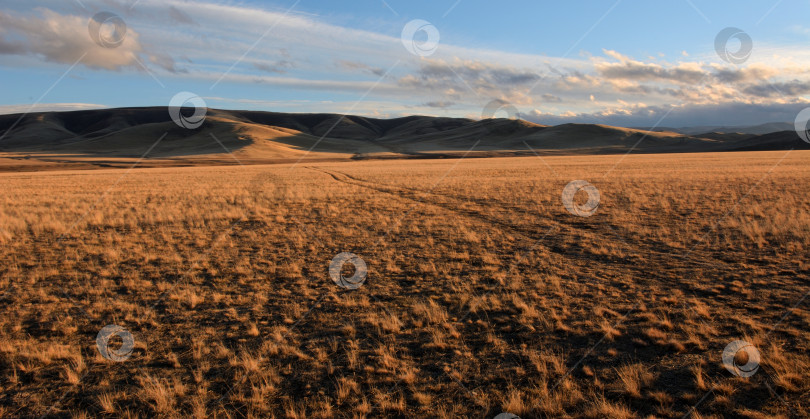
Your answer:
(0, 151), (808, 417)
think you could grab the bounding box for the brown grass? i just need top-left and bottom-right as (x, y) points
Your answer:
(0, 151), (808, 417)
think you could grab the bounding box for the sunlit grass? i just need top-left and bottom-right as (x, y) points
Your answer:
(0, 151), (808, 417)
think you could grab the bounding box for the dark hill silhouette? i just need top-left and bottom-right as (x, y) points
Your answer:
(0, 107), (806, 171)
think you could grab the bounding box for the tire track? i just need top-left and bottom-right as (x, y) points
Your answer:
(306, 166), (653, 276)
(304, 167), (798, 357)
(309, 166), (559, 241)
(320, 166), (657, 253)
(306, 166), (733, 282)
(322, 168), (722, 267)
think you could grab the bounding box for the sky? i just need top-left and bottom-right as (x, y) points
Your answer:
(1, 0), (810, 127)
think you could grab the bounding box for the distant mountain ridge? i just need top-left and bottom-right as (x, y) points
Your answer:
(647, 122), (794, 136)
(0, 107), (806, 170)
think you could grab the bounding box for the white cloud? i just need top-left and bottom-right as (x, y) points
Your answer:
(0, 8), (143, 70)
(596, 50), (706, 84)
(2, 0), (810, 127)
(0, 102), (107, 115)
(524, 100), (810, 128)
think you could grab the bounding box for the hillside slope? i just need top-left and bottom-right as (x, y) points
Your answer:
(0, 107), (806, 170)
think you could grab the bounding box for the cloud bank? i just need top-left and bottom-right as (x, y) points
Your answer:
(1, 0), (809, 126)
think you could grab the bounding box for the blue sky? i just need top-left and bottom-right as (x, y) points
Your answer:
(1, 0), (810, 127)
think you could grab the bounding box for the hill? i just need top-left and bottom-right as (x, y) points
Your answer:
(0, 107), (806, 171)
(650, 122), (795, 136)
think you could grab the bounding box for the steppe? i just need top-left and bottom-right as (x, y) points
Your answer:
(1, 150), (808, 417)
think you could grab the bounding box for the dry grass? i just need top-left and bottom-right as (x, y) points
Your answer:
(0, 151), (808, 417)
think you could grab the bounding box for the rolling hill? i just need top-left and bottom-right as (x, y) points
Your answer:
(0, 107), (806, 171)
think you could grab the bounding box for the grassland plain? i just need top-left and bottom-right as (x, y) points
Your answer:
(0, 151), (808, 418)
